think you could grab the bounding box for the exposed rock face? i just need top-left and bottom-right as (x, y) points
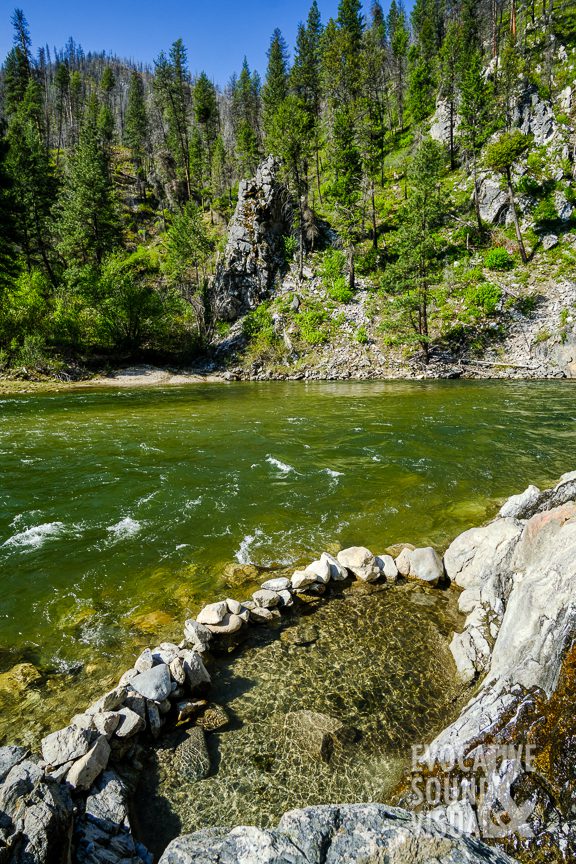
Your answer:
(214, 156), (291, 321)
(159, 803), (516, 863)
(513, 86), (557, 145)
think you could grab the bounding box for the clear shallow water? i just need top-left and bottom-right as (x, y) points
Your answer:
(0, 380), (575, 743)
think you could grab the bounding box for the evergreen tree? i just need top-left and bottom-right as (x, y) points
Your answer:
(6, 79), (57, 285)
(484, 130), (531, 263)
(387, 0), (410, 129)
(262, 29), (289, 145)
(459, 50), (495, 229)
(384, 138), (448, 362)
(231, 58), (261, 177)
(406, 49), (435, 126)
(3, 9), (33, 116)
(124, 71), (149, 196)
(54, 60), (70, 165)
(0, 121), (20, 295)
(291, 2), (324, 198)
(56, 96), (122, 266)
(438, 20), (463, 170)
(154, 40), (192, 199)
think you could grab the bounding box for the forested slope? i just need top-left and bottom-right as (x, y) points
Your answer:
(0, 0), (575, 378)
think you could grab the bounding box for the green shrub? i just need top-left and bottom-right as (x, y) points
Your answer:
(511, 292), (539, 315)
(320, 248), (346, 281)
(465, 283), (502, 316)
(327, 275), (354, 304)
(283, 235), (298, 262)
(355, 248), (379, 276)
(355, 325), (369, 344)
(535, 328), (551, 343)
(298, 306), (329, 345)
(242, 303), (275, 342)
(533, 197), (558, 229)
(485, 248), (514, 271)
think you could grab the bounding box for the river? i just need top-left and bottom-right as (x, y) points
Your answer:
(0, 380), (575, 744)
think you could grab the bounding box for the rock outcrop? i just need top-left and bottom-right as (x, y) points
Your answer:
(214, 156), (291, 321)
(159, 804), (516, 864)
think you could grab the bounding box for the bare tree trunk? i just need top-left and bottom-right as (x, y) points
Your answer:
(506, 168), (528, 263)
(347, 246), (355, 292)
(371, 182), (378, 250)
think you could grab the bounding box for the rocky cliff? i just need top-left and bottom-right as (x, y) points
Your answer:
(213, 156), (291, 321)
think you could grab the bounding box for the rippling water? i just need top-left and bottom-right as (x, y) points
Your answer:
(0, 380), (575, 743)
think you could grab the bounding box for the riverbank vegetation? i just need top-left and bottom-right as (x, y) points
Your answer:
(0, 0), (575, 376)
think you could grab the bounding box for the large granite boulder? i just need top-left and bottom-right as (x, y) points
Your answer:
(159, 803), (516, 863)
(213, 156), (291, 321)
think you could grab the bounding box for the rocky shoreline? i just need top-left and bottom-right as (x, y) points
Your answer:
(0, 472), (575, 863)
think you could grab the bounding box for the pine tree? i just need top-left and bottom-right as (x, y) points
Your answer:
(54, 61), (70, 165)
(484, 130), (531, 263)
(0, 121), (20, 296)
(459, 50), (495, 230)
(291, 2), (324, 198)
(154, 40), (192, 200)
(387, 0), (410, 129)
(3, 9), (33, 116)
(56, 96), (122, 266)
(124, 71), (149, 197)
(231, 58), (261, 177)
(438, 20), (462, 170)
(262, 29), (289, 146)
(384, 138), (447, 362)
(6, 79), (57, 285)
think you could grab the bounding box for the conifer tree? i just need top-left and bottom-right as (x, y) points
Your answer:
(154, 40), (192, 199)
(0, 121), (19, 295)
(6, 79), (57, 285)
(459, 50), (495, 230)
(124, 71), (149, 197)
(56, 96), (122, 266)
(387, 0), (410, 129)
(262, 29), (289, 146)
(231, 58), (261, 177)
(438, 20), (462, 169)
(484, 130), (531, 263)
(3, 9), (33, 116)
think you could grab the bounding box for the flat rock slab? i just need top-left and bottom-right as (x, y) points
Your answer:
(159, 803), (517, 863)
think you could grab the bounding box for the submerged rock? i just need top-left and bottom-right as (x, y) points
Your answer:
(173, 728), (210, 783)
(284, 710), (357, 763)
(0, 662), (41, 695)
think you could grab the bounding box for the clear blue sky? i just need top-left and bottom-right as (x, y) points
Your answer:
(0, 0), (413, 85)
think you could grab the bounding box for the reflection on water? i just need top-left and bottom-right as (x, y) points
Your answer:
(0, 380), (574, 743)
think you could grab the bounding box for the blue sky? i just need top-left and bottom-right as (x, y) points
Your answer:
(0, 0), (412, 85)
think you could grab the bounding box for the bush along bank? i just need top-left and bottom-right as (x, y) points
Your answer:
(0, 472), (575, 864)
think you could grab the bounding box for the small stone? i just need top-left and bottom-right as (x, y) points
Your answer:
(183, 618), (212, 653)
(250, 607), (274, 623)
(176, 699), (207, 724)
(375, 554), (399, 582)
(115, 707), (145, 739)
(252, 588), (280, 608)
(395, 546), (413, 576)
(71, 713), (95, 731)
(306, 559), (331, 584)
(158, 699), (172, 715)
(153, 642), (180, 665)
(93, 712), (120, 737)
(260, 577), (290, 592)
(404, 547), (444, 587)
(118, 668), (138, 686)
(130, 663), (172, 702)
(226, 598), (243, 615)
(0, 746), (28, 783)
(169, 656), (187, 685)
(180, 650), (211, 689)
(277, 589), (293, 607)
(86, 686), (127, 715)
(542, 233), (558, 250)
(291, 569), (317, 590)
(134, 648), (154, 673)
(124, 691), (146, 719)
(66, 735), (110, 790)
(320, 552), (347, 581)
(147, 702), (163, 739)
(196, 601), (228, 626)
(206, 613), (244, 634)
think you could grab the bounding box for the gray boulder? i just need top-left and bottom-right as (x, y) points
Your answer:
(180, 650), (211, 689)
(159, 803), (516, 864)
(498, 484), (543, 519)
(183, 618), (212, 653)
(336, 547), (379, 582)
(41, 725), (95, 768)
(130, 664), (172, 702)
(0, 746), (28, 783)
(66, 735), (111, 790)
(85, 769), (130, 832)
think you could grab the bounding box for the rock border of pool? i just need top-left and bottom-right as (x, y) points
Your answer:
(1, 471), (575, 864)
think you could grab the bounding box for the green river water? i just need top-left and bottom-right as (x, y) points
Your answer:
(0, 379), (575, 747)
